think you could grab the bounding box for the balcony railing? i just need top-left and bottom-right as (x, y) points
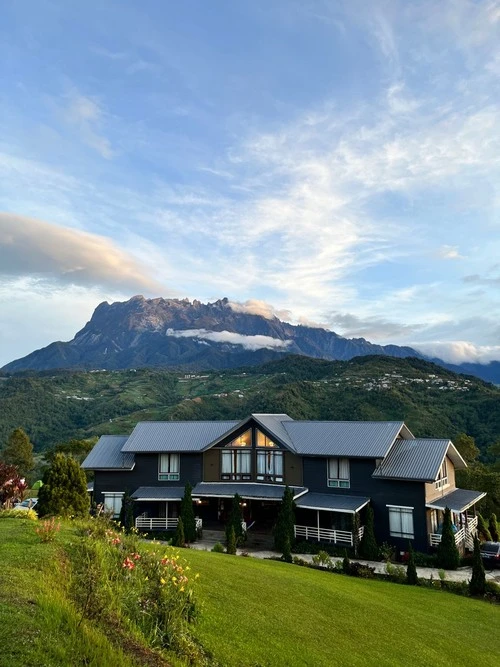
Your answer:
(294, 524), (364, 546)
(429, 515), (477, 548)
(135, 515), (203, 531)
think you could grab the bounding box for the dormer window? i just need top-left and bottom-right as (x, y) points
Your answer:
(328, 458), (350, 488)
(158, 453), (180, 481)
(435, 459), (449, 490)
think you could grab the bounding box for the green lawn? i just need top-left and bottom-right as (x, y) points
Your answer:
(182, 549), (500, 667)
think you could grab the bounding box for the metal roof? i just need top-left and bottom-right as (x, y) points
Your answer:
(121, 420), (240, 452)
(282, 421), (406, 458)
(373, 439), (453, 481)
(426, 488), (487, 513)
(251, 413), (296, 451)
(81, 436), (135, 470)
(192, 482), (307, 500)
(131, 486), (185, 501)
(295, 492), (370, 514)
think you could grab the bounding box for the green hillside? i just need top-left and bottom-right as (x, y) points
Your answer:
(1, 355), (500, 453)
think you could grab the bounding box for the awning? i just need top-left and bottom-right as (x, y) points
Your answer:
(192, 482), (308, 501)
(295, 492), (370, 514)
(426, 488), (486, 513)
(131, 486), (185, 501)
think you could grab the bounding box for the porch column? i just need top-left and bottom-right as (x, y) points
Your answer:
(317, 510), (320, 541)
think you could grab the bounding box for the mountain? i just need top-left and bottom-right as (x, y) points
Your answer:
(2, 295), (422, 372)
(2, 295), (499, 383)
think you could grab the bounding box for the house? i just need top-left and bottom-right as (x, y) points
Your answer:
(81, 414), (486, 554)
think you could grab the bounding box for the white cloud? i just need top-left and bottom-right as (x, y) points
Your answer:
(415, 341), (500, 365)
(227, 299), (292, 322)
(166, 328), (292, 351)
(437, 245), (464, 260)
(61, 91), (114, 159)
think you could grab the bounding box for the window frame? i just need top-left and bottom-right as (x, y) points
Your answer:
(102, 492), (124, 518)
(158, 453), (180, 481)
(387, 504), (415, 539)
(435, 458), (449, 490)
(327, 457), (350, 488)
(221, 449), (252, 481)
(256, 450), (284, 483)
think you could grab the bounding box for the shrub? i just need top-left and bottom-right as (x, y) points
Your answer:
(172, 517), (185, 547)
(378, 542), (395, 562)
(436, 508), (460, 570)
(406, 543), (418, 585)
(385, 562), (406, 583)
(477, 513), (492, 541)
(292, 540), (348, 556)
(469, 535), (486, 597)
(358, 507), (378, 560)
(488, 513), (499, 542)
(226, 525), (237, 555)
(0, 508), (38, 521)
(348, 562), (376, 578)
(412, 551), (437, 567)
(35, 517), (61, 542)
(37, 453), (89, 518)
(312, 550), (332, 568)
(274, 486), (295, 552)
(292, 556), (309, 567)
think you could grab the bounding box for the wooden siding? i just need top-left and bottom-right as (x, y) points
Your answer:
(425, 456), (456, 503)
(203, 448), (220, 482)
(284, 451), (303, 486)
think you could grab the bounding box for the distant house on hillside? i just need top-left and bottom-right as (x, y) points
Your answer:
(82, 414), (486, 554)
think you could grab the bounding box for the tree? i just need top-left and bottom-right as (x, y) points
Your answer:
(44, 438), (96, 464)
(226, 525), (237, 555)
(180, 482), (197, 543)
(406, 542), (418, 585)
(37, 453), (89, 517)
(469, 535), (486, 596)
(477, 513), (492, 541)
(173, 516), (185, 547)
(1, 428), (34, 479)
(274, 486), (295, 552)
(342, 550), (351, 574)
(282, 535), (292, 563)
(436, 507), (460, 570)
(119, 490), (135, 533)
(225, 494), (245, 547)
(0, 462), (27, 507)
(358, 506), (378, 560)
(488, 513), (499, 542)
(454, 433), (480, 464)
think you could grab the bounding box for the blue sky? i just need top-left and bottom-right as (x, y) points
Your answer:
(1, 0), (500, 366)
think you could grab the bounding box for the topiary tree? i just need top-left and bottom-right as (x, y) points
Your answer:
(358, 506), (378, 560)
(119, 490), (135, 533)
(226, 493), (245, 547)
(37, 453), (89, 517)
(1, 428), (34, 480)
(436, 507), (460, 570)
(488, 513), (499, 542)
(469, 535), (486, 596)
(180, 482), (197, 543)
(406, 542), (418, 585)
(173, 516), (185, 547)
(477, 513), (492, 541)
(274, 486), (295, 552)
(226, 525), (237, 555)
(282, 535), (293, 563)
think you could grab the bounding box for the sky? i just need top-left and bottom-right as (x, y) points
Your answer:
(1, 0), (500, 367)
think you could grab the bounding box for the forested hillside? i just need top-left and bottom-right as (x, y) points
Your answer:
(1, 355), (500, 455)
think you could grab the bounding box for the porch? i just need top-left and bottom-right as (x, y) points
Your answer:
(426, 488), (486, 550)
(135, 514), (203, 532)
(294, 492), (369, 547)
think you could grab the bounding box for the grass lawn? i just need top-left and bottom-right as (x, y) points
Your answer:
(181, 549), (500, 667)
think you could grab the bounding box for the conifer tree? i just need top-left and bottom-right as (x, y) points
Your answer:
(282, 535), (293, 563)
(2, 428), (34, 479)
(406, 542), (418, 585)
(37, 453), (89, 517)
(477, 513), (492, 541)
(358, 506), (378, 560)
(226, 493), (245, 546)
(173, 516), (185, 547)
(469, 535), (486, 596)
(342, 550), (351, 574)
(436, 507), (460, 570)
(488, 513), (499, 542)
(180, 482), (197, 542)
(119, 490), (135, 532)
(274, 486), (295, 552)
(226, 525), (237, 555)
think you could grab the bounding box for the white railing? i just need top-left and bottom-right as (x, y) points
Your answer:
(135, 516), (203, 531)
(429, 515), (478, 548)
(294, 524), (356, 545)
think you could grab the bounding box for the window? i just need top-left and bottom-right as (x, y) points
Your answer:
(221, 449), (252, 480)
(256, 450), (283, 482)
(388, 505), (414, 539)
(158, 453), (180, 481)
(256, 429), (277, 447)
(328, 458), (350, 488)
(435, 459), (449, 490)
(103, 492), (123, 518)
(226, 429), (252, 447)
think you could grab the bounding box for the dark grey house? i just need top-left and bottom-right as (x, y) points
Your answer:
(82, 414), (486, 554)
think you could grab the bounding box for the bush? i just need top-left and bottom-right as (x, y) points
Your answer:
(292, 556), (309, 567)
(412, 551), (437, 567)
(141, 530), (175, 542)
(311, 551), (332, 568)
(35, 517), (61, 542)
(211, 542), (225, 553)
(488, 513), (499, 542)
(347, 562), (376, 578)
(385, 562), (406, 583)
(37, 453), (89, 518)
(0, 509), (38, 521)
(378, 542), (395, 562)
(436, 508), (460, 570)
(293, 540), (349, 557)
(477, 513), (492, 541)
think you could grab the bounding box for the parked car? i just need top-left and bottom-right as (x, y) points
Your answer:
(14, 498), (38, 511)
(480, 541), (500, 568)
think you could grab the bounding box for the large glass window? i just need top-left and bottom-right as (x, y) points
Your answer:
(256, 429), (277, 447)
(256, 450), (284, 482)
(388, 505), (414, 539)
(221, 450), (252, 480)
(226, 429), (252, 447)
(103, 492), (123, 518)
(328, 458), (350, 488)
(435, 459), (449, 490)
(158, 453), (180, 481)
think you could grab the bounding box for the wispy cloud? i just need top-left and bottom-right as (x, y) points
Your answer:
(166, 328), (292, 351)
(58, 90), (114, 159)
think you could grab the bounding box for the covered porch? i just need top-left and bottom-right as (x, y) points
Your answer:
(294, 493), (369, 547)
(427, 488), (486, 550)
(131, 486), (189, 531)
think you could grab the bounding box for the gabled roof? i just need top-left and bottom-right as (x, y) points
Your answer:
(121, 420), (240, 452)
(373, 439), (467, 482)
(81, 435), (134, 470)
(426, 488), (486, 513)
(199, 413), (296, 451)
(281, 421), (409, 458)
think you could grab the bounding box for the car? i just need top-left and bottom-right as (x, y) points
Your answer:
(480, 541), (500, 568)
(14, 498), (38, 511)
